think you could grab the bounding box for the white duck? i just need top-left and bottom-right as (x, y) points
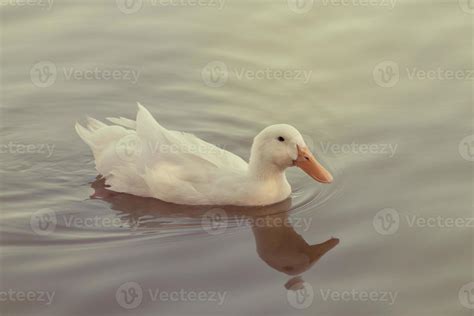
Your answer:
(75, 103), (333, 206)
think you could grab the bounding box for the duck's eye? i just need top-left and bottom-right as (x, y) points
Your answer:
(277, 136), (285, 142)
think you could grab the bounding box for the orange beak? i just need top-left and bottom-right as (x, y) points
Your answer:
(293, 145), (333, 183)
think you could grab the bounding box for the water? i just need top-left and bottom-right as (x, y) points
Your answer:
(0, 1), (473, 315)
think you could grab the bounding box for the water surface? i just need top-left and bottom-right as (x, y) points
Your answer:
(0, 1), (473, 315)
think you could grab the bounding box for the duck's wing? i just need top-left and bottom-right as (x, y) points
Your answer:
(102, 103), (248, 204)
(133, 103), (248, 171)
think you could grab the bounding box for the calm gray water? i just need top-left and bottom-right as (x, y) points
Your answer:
(1, 1), (473, 315)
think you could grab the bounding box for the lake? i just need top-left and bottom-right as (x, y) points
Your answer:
(0, 0), (473, 315)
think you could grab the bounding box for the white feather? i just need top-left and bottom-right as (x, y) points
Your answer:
(75, 103), (314, 206)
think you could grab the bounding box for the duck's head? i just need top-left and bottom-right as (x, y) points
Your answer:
(249, 124), (333, 183)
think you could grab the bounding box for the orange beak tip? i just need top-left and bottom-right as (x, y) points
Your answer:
(294, 146), (333, 184)
(321, 174), (334, 184)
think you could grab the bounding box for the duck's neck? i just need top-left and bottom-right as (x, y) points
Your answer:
(247, 151), (292, 203)
(248, 155), (288, 183)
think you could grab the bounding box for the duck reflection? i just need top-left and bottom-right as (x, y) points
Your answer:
(251, 210), (339, 276)
(91, 178), (338, 284)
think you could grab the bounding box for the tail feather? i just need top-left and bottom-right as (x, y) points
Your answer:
(86, 116), (107, 130)
(75, 122), (96, 148)
(106, 117), (136, 130)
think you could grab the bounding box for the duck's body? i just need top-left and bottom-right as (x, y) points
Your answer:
(76, 104), (332, 206)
